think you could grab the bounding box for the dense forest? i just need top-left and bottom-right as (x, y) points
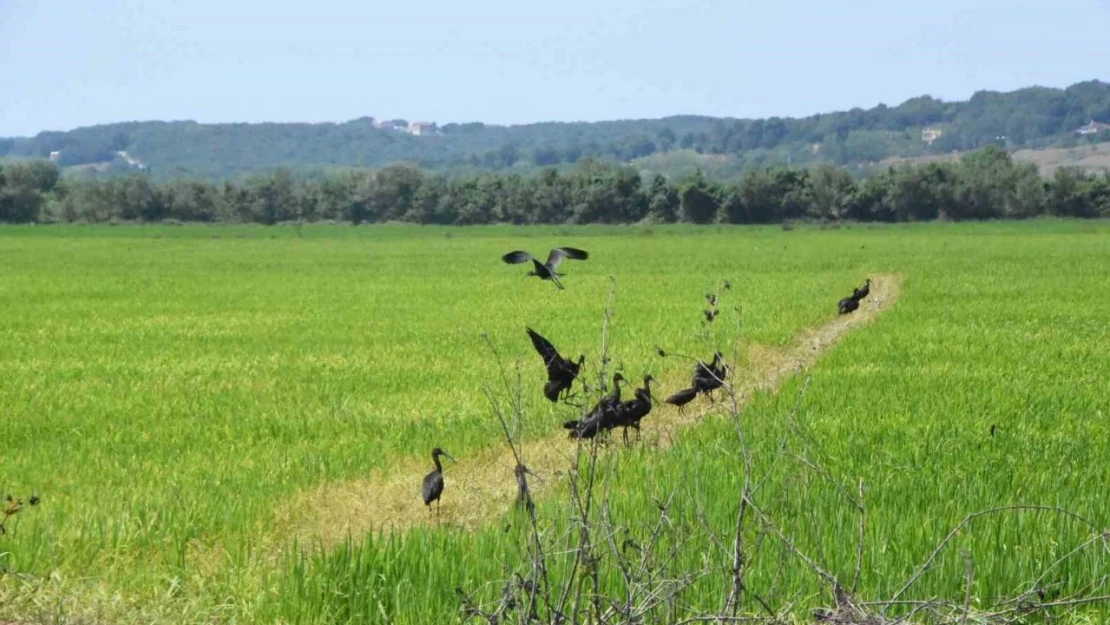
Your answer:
(2, 81), (1109, 181)
(3, 146), (1108, 225)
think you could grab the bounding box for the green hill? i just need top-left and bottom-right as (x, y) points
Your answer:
(2, 80), (1109, 181)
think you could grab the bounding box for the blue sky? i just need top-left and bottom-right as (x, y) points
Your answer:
(1, 0), (1107, 136)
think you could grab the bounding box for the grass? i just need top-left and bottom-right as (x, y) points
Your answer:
(1, 220), (1108, 623)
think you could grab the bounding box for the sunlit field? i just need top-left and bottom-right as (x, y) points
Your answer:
(1, 220), (1108, 624)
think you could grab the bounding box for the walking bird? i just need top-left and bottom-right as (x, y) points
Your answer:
(421, 447), (456, 516)
(525, 327), (584, 403)
(852, 278), (871, 301)
(664, 352), (728, 414)
(612, 375), (655, 443)
(837, 296), (860, 315)
(663, 387), (699, 414)
(501, 247), (589, 289)
(564, 372), (625, 439)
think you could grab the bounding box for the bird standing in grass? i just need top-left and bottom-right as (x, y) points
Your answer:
(564, 372), (625, 439)
(664, 352), (728, 413)
(525, 327), (584, 403)
(422, 447), (455, 517)
(613, 374), (655, 443)
(501, 247), (589, 289)
(837, 296), (860, 315)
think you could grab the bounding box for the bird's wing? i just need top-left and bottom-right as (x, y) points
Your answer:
(545, 247), (589, 268)
(502, 250), (535, 264)
(526, 327), (562, 368)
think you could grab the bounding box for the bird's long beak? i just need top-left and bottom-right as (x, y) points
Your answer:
(443, 452), (457, 463)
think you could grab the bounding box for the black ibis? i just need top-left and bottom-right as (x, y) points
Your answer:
(613, 375), (655, 443)
(837, 295), (860, 315)
(501, 247), (589, 289)
(693, 352), (727, 395)
(664, 352), (728, 414)
(704, 308), (718, 323)
(564, 372), (624, 439)
(525, 327), (584, 403)
(851, 278), (871, 301)
(421, 447), (455, 516)
(664, 387), (698, 415)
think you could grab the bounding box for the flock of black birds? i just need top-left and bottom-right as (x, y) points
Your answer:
(420, 246), (874, 516)
(837, 278), (871, 315)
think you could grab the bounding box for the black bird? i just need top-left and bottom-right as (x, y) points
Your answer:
(704, 308), (718, 323)
(501, 247), (589, 289)
(664, 352), (728, 414)
(564, 372), (624, 439)
(612, 375), (655, 443)
(837, 296), (860, 315)
(692, 352), (727, 395)
(851, 278), (871, 301)
(664, 387), (698, 414)
(705, 293), (718, 306)
(525, 327), (584, 403)
(421, 447), (456, 516)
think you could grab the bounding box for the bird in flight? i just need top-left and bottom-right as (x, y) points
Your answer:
(501, 247), (589, 289)
(525, 327), (584, 403)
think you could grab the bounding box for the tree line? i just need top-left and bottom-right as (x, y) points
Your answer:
(3, 81), (1109, 180)
(2, 146), (1109, 225)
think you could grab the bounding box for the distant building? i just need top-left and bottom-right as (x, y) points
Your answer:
(1076, 120), (1110, 136)
(410, 121), (438, 136)
(48, 150), (61, 162)
(921, 127), (943, 145)
(373, 119), (409, 131)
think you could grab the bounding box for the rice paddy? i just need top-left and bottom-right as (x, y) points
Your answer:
(1, 221), (1108, 624)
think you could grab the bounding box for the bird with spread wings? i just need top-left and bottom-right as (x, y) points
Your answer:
(501, 246), (589, 289)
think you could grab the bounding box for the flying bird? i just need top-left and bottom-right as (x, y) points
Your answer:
(501, 247), (589, 289)
(525, 327), (584, 403)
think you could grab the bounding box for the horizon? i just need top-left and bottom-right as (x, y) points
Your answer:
(2, 0), (1110, 137)
(5, 77), (1108, 138)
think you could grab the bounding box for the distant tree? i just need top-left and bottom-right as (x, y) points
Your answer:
(807, 163), (856, 220)
(678, 169), (719, 223)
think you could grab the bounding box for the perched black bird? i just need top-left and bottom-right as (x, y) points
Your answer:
(525, 327), (584, 403)
(851, 278), (871, 301)
(421, 447), (456, 516)
(612, 375), (655, 443)
(501, 247), (589, 289)
(564, 372), (624, 439)
(837, 296), (860, 315)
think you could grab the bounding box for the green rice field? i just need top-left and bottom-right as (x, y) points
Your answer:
(1, 220), (1109, 624)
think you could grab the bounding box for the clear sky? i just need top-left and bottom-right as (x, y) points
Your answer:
(1, 0), (1107, 137)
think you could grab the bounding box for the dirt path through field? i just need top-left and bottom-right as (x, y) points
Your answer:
(276, 274), (904, 547)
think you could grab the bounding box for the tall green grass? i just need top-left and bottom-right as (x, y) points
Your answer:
(2, 220), (1108, 623)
